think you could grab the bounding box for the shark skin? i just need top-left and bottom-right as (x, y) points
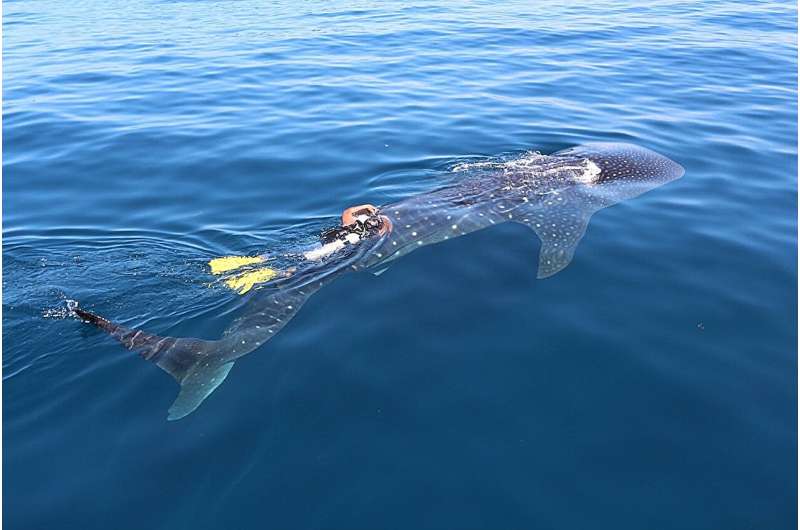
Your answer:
(73, 143), (683, 420)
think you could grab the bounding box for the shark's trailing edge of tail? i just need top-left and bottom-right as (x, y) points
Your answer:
(74, 307), (237, 420)
(72, 279), (325, 419)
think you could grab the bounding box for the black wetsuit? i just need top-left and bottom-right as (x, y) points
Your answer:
(319, 215), (386, 246)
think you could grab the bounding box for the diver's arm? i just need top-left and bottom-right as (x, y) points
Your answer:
(342, 204), (379, 225)
(378, 214), (392, 235)
(303, 232), (364, 261)
(303, 240), (345, 261)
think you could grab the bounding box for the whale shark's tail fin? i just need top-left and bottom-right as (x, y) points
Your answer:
(72, 280), (322, 419)
(519, 143), (683, 278)
(73, 307), (234, 420)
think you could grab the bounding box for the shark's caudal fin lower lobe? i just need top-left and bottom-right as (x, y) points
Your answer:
(74, 308), (235, 420)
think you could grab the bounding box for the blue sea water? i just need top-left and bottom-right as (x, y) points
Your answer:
(3, 0), (797, 528)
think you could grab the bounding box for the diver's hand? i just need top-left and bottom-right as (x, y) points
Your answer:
(378, 215), (392, 235)
(341, 204), (379, 225)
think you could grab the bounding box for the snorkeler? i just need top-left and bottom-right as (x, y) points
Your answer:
(304, 204), (392, 261)
(209, 204), (392, 293)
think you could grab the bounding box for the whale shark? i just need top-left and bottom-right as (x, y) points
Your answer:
(73, 142), (683, 420)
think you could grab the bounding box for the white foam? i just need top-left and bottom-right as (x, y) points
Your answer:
(42, 299), (79, 320)
(575, 160), (602, 184)
(452, 151), (601, 186)
(451, 151), (547, 173)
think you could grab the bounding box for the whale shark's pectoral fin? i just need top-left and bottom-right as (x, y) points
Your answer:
(515, 193), (603, 279)
(168, 361), (234, 420)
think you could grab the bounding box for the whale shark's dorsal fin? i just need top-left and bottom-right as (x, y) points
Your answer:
(516, 142), (683, 278)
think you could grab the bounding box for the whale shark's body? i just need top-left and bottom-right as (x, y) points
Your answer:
(74, 143), (683, 420)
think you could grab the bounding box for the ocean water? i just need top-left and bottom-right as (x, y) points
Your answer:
(3, 0), (797, 528)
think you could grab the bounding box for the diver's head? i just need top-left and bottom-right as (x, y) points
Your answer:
(362, 216), (384, 233)
(320, 212), (390, 246)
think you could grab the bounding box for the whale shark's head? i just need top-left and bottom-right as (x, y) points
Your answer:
(555, 142), (684, 200)
(514, 142), (684, 279)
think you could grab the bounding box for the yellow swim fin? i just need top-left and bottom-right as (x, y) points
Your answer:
(209, 255), (265, 275)
(224, 267), (279, 294)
